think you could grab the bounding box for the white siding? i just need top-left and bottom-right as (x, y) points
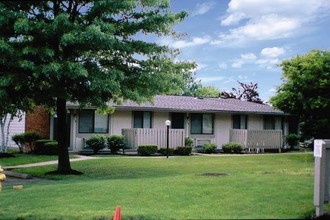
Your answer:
(0, 114), (26, 147)
(214, 114), (231, 149)
(153, 112), (169, 129)
(112, 111), (132, 134)
(248, 115), (263, 130)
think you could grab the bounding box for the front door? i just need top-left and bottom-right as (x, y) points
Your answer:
(171, 113), (185, 129)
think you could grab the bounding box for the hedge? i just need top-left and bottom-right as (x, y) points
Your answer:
(34, 139), (58, 155)
(222, 142), (243, 154)
(137, 145), (158, 156)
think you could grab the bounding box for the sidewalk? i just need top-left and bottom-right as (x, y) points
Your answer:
(3, 155), (99, 170)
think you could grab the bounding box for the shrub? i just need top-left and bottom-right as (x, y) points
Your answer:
(222, 142), (243, 154)
(184, 137), (194, 147)
(34, 140), (58, 155)
(175, 146), (192, 155)
(285, 134), (301, 149)
(203, 143), (217, 154)
(137, 145), (158, 156)
(16, 131), (42, 153)
(85, 135), (106, 154)
(159, 148), (175, 156)
(12, 133), (25, 153)
(107, 135), (125, 154)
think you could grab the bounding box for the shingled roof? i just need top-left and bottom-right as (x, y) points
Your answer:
(113, 95), (284, 115)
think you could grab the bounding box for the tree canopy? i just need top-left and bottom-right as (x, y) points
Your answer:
(270, 50), (330, 139)
(0, 0), (195, 173)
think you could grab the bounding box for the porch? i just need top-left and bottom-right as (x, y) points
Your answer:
(122, 128), (185, 149)
(122, 128), (283, 151)
(229, 129), (283, 152)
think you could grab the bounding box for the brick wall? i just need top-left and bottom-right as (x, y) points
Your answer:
(25, 106), (50, 139)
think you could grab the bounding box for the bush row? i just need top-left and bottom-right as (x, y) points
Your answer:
(137, 145), (193, 156)
(136, 142), (244, 156)
(85, 134), (125, 154)
(12, 131), (60, 155)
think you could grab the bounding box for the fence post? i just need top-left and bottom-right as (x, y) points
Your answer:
(314, 139), (330, 217)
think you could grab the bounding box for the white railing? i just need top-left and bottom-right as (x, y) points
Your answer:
(230, 129), (283, 150)
(122, 128), (185, 149)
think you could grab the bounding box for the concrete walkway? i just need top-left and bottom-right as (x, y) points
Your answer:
(3, 155), (99, 170)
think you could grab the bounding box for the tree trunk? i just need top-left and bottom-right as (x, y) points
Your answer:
(56, 97), (72, 173)
(4, 115), (13, 153)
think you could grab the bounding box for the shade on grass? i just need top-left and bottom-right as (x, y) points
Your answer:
(0, 153), (315, 219)
(0, 154), (58, 166)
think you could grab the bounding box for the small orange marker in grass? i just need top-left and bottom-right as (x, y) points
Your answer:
(113, 206), (121, 220)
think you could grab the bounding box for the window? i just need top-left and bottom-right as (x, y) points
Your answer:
(232, 115), (248, 129)
(191, 113), (213, 134)
(133, 111), (152, 128)
(171, 113), (185, 129)
(79, 110), (109, 133)
(263, 116), (275, 130)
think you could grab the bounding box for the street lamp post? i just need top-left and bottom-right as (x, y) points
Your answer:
(165, 120), (171, 159)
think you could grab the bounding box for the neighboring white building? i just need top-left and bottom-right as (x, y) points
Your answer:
(0, 113), (25, 148)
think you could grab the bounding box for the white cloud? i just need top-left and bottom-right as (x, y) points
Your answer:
(221, 13), (246, 26)
(213, 0), (330, 46)
(260, 47), (285, 58)
(232, 53), (256, 68)
(197, 76), (225, 83)
(257, 47), (286, 68)
(191, 1), (216, 16)
(218, 62), (227, 69)
(241, 53), (256, 60)
(231, 48), (286, 69)
(158, 36), (211, 49)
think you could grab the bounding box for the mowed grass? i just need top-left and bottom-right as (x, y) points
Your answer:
(0, 153), (315, 219)
(0, 154), (58, 166)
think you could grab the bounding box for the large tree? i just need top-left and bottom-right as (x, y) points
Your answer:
(270, 50), (330, 139)
(0, 1), (194, 174)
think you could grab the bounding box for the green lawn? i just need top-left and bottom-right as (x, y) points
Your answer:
(0, 154), (58, 166)
(0, 153), (315, 219)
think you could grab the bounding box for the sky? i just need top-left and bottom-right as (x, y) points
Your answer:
(158, 0), (330, 101)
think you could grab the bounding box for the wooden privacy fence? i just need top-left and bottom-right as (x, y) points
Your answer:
(230, 129), (283, 151)
(122, 128), (185, 149)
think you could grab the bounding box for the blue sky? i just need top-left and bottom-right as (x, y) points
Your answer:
(158, 0), (330, 100)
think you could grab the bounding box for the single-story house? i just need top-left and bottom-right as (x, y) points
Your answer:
(53, 95), (289, 152)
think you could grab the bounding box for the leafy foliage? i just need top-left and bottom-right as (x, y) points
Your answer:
(270, 50), (330, 138)
(175, 146), (192, 155)
(137, 145), (158, 156)
(0, 1), (194, 173)
(222, 143), (243, 154)
(184, 137), (194, 147)
(35, 140), (59, 155)
(85, 135), (106, 154)
(203, 143), (217, 154)
(107, 135), (125, 154)
(12, 133), (25, 153)
(22, 131), (42, 153)
(159, 148), (175, 156)
(285, 134), (301, 150)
